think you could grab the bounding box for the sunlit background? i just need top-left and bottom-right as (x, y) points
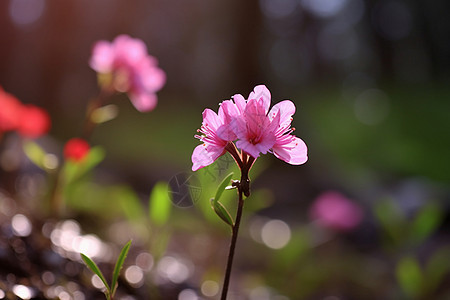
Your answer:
(1, 0), (450, 299)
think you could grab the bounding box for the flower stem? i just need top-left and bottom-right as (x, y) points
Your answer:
(82, 87), (113, 140)
(221, 179), (245, 300)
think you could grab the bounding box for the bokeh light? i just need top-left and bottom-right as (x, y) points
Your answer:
(11, 214), (32, 237)
(125, 265), (144, 287)
(178, 289), (199, 300)
(201, 280), (219, 297)
(157, 256), (192, 284)
(261, 219), (291, 249)
(12, 284), (34, 299)
(9, 0), (46, 26)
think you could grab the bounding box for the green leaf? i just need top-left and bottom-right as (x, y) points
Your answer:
(117, 186), (146, 224)
(410, 203), (443, 244)
(64, 146), (105, 184)
(396, 256), (423, 298)
(149, 181), (172, 226)
(111, 240), (132, 297)
(214, 173), (234, 203)
(23, 140), (47, 170)
(424, 245), (450, 293)
(91, 104), (119, 124)
(81, 253), (111, 293)
(210, 198), (234, 228)
(374, 198), (406, 244)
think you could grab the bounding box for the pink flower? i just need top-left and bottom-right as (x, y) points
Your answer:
(89, 35), (166, 112)
(191, 101), (237, 171)
(64, 138), (90, 162)
(232, 85), (307, 164)
(309, 191), (363, 232)
(191, 85), (308, 171)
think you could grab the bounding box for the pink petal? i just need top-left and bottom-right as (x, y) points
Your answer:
(248, 85), (271, 114)
(202, 109), (222, 131)
(273, 136), (308, 165)
(244, 98), (269, 136)
(268, 100), (296, 127)
(236, 140), (261, 159)
(113, 35), (147, 64)
(89, 41), (114, 73)
(191, 143), (225, 171)
(232, 94), (247, 114)
(129, 92), (158, 112)
(141, 66), (166, 92)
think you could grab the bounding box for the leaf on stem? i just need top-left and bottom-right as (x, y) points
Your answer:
(64, 146), (105, 184)
(91, 104), (119, 124)
(210, 173), (235, 228)
(81, 253), (111, 293)
(111, 240), (132, 297)
(23, 140), (48, 170)
(214, 173), (234, 203)
(210, 198), (234, 228)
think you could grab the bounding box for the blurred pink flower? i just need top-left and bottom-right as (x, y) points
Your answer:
(191, 85), (308, 171)
(90, 34), (166, 112)
(310, 191), (363, 232)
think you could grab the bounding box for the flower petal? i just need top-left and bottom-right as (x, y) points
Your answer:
(89, 41), (114, 73)
(268, 100), (296, 128)
(202, 108), (222, 131)
(191, 143), (225, 171)
(273, 136), (308, 165)
(113, 35), (148, 64)
(248, 85), (271, 114)
(232, 93), (247, 114)
(129, 92), (158, 112)
(140, 65), (166, 92)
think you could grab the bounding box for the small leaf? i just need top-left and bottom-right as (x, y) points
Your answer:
(410, 203), (443, 244)
(81, 253), (110, 292)
(396, 256), (423, 298)
(111, 240), (132, 297)
(91, 104), (119, 124)
(214, 173), (234, 204)
(424, 245), (450, 294)
(149, 182), (172, 226)
(374, 198), (406, 244)
(64, 146), (105, 184)
(210, 198), (234, 228)
(23, 140), (47, 170)
(117, 186), (146, 224)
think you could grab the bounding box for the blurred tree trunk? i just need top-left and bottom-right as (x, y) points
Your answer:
(232, 0), (264, 93)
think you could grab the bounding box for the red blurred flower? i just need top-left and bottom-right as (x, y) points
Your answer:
(64, 138), (90, 162)
(0, 87), (22, 132)
(17, 105), (51, 138)
(0, 87), (51, 138)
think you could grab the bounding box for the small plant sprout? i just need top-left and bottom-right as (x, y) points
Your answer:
(81, 240), (132, 300)
(191, 85), (308, 299)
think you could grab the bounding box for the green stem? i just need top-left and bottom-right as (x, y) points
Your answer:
(49, 166), (64, 217)
(82, 87), (113, 140)
(221, 178), (245, 300)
